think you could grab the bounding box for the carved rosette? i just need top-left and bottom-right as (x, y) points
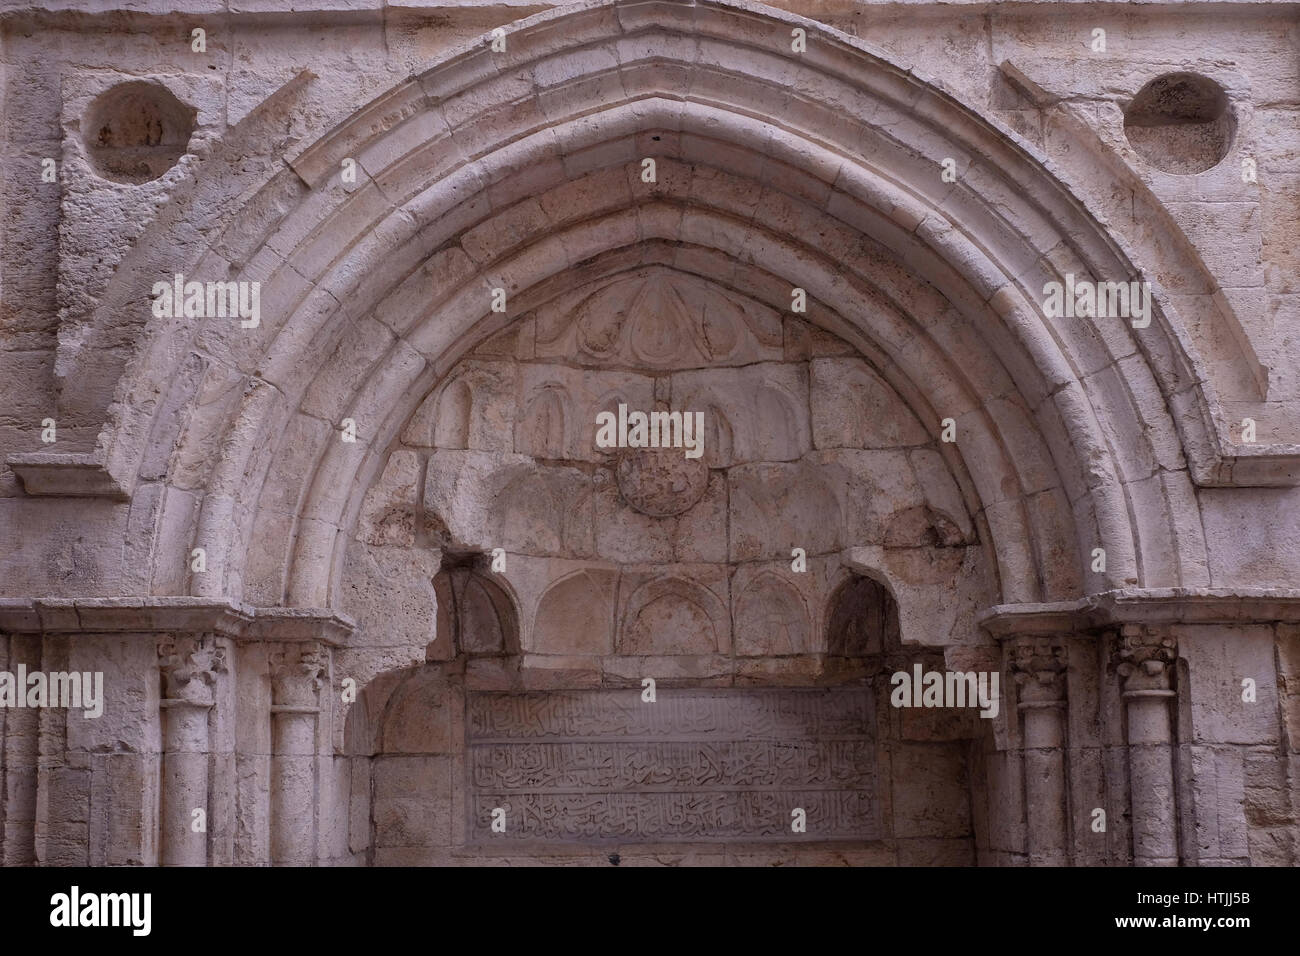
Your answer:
(157, 634), (226, 707)
(270, 641), (328, 710)
(614, 448), (710, 516)
(1115, 626), (1177, 696)
(1008, 635), (1068, 708)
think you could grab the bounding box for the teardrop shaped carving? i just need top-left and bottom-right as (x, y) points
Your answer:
(563, 268), (781, 369)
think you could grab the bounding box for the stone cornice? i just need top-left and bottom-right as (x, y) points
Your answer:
(0, 597), (354, 644)
(4, 1), (1296, 32)
(979, 588), (1300, 638)
(6, 453), (131, 501)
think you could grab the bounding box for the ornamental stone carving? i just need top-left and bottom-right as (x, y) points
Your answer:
(614, 447), (710, 517)
(157, 635), (226, 707)
(270, 641), (328, 709)
(1115, 626), (1178, 694)
(1008, 635), (1068, 707)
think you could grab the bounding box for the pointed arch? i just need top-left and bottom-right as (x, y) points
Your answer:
(51, 0), (1257, 613)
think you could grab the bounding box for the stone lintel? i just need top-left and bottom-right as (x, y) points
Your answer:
(0, 597), (353, 644)
(979, 587), (1300, 638)
(7, 452), (131, 500)
(1180, 439), (1300, 488)
(246, 607), (354, 644)
(1205, 446), (1300, 488)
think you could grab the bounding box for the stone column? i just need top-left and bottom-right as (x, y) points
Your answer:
(1009, 635), (1069, 865)
(157, 635), (225, 866)
(270, 641), (327, 865)
(1116, 626), (1179, 866)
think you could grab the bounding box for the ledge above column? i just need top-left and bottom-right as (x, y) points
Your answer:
(980, 587), (1300, 639)
(0, 597), (354, 645)
(7, 452), (131, 500)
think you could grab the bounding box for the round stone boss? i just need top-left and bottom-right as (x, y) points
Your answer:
(613, 447), (711, 517)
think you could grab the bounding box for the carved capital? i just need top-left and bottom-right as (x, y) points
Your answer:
(1115, 626), (1177, 694)
(157, 634), (226, 707)
(1008, 635), (1068, 706)
(270, 641), (328, 709)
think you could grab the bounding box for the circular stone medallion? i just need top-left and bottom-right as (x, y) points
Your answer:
(614, 448), (709, 517)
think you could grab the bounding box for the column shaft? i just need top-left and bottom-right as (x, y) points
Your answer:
(157, 635), (225, 867)
(1010, 636), (1069, 866)
(1116, 627), (1179, 866)
(270, 642), (327, 865)
(160, 702), (210, 866)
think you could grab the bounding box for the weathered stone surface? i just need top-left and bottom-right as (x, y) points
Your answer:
(356, 449), (421, 548)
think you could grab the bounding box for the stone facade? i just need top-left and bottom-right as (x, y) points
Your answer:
(1, 0), (1298, 866)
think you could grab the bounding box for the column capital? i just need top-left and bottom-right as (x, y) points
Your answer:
(157, 634), (226, 707)
(1114, 625), (1177, 695)
(1008, 634), (1068, 707)
(270, 640), (328, 710)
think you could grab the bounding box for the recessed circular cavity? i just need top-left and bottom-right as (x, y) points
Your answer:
(82, 81), (196, 183)
(1123, 73), (1235, 174)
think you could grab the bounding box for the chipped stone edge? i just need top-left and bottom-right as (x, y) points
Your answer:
(0, 597), (355, 644)
(7, 452), (132, 501)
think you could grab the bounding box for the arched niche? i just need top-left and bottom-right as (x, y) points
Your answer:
(432, 563), (520, 658)
(826, 574), (899, 659)
(734, 572), (812, 657)
(531, 569), (617, 656)
(434, 378), (472, 450)
(617, 575), (729, 656)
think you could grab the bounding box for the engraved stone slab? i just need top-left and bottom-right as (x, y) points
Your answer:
(466, 687), (880, 844)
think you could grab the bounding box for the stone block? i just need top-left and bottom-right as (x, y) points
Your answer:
(890, 743), (971, 839)
(810, 357), (929, 449)
(338, 541), (441, 657)
(1182, 626), (1280, 745)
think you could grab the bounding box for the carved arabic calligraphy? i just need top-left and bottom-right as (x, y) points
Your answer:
(466, 688), (880, 843)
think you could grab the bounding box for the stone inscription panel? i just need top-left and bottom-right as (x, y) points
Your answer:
(466, 687), (880, 844)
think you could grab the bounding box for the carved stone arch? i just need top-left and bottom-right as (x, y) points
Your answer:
(590, 386), (636, 460)
(703, 400), (736, 470)
(826, 572), (899, 659)
(749, 379), (808, 463)
(434, 376), (473, 450)
(671, 382), (742, 466)
(531, 568), (618, 656)
(618, 574), (730, 656)
(10, 0), (1299, 873)
(495, 466), (594, 557)
(52, 0), (1278, 615)
(375, 663), (459, 756)
(729, 461), (843, 560)
(518, 384), (569, 460)
(433, 563), (520, 658)
(734, 571), (811, 657)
